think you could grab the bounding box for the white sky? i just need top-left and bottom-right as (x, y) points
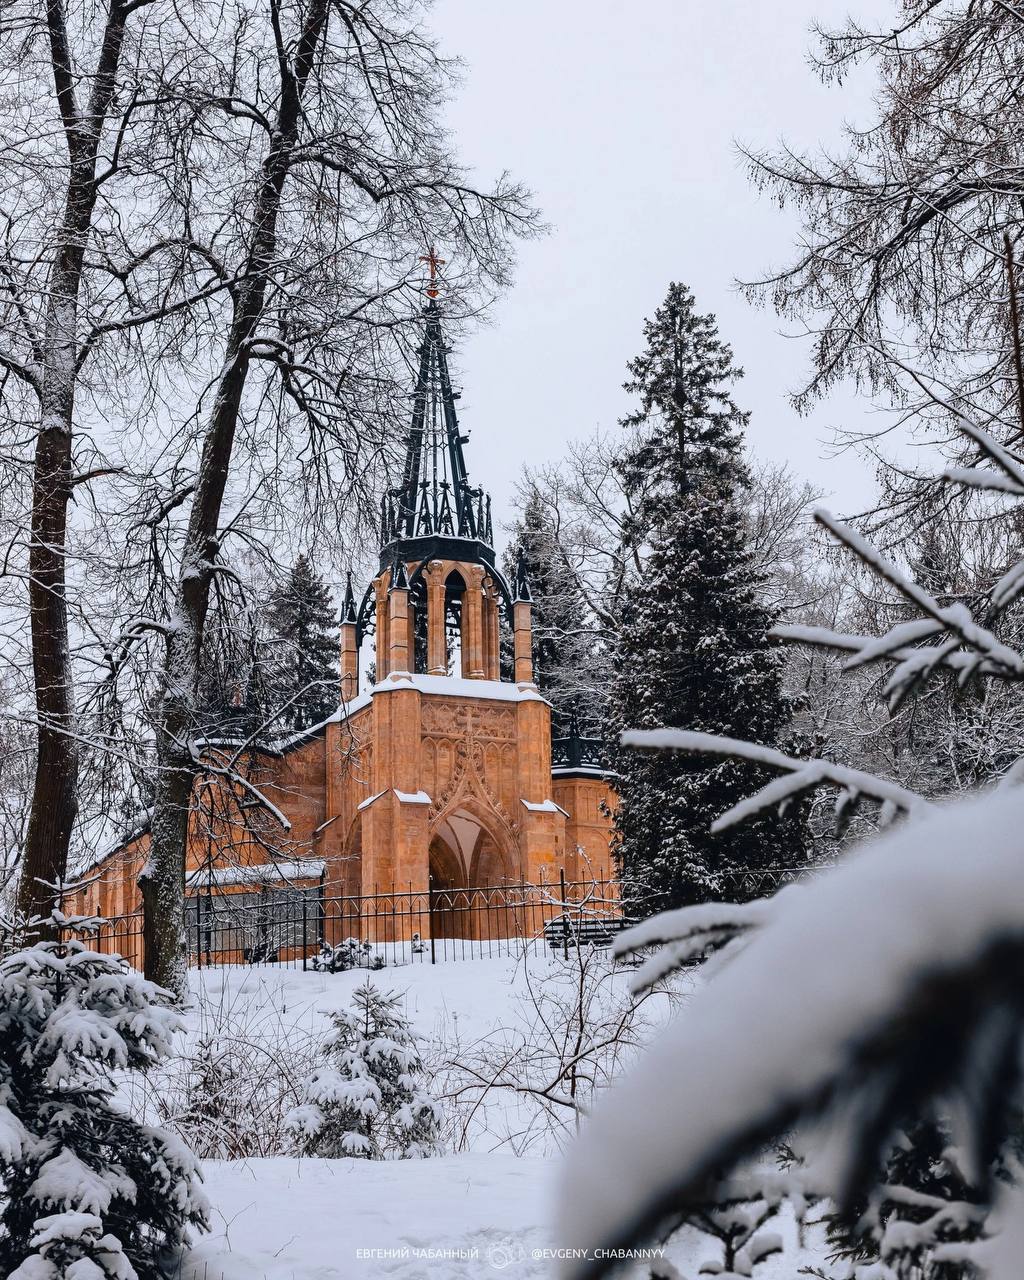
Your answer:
(428, 0), (897, 528)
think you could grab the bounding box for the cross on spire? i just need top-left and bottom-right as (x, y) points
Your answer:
(419, 247), (445, 299)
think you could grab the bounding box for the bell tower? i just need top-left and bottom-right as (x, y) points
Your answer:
(330, 258), (567, 913)
(368, 283), (526, 686)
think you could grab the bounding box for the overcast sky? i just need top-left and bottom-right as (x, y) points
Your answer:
(427, 0), (895, 530)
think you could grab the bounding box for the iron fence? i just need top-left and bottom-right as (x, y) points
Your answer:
(86, 874), (625, 971)
(81, 863), (826, 973)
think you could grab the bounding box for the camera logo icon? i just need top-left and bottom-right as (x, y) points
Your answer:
(486, 1240), (524, 1270)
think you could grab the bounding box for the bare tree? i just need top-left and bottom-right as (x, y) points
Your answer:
(434, 939), (668, 1156)
(743, 3), (1024, 471)
(117, 0), (537, 990)
(0, 0), (180, 928)
(0, 0), (537, 975)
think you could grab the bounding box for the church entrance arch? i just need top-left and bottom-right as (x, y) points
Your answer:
(428, 829), (466, 939)
(428, 805), (516, 939)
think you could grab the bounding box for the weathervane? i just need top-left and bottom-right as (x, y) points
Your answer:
(419, 246), (445, 299)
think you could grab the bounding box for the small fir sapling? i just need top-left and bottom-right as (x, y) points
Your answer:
(0, 918), (208, 1279)
(287, 979), (440, 1159)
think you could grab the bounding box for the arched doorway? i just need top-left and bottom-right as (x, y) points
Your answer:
(429, 829), (467, 939)
(429, 806), (516, 940)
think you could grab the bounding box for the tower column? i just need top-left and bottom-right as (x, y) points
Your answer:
(388, 563), (412, 674)
(340, 572), (359, 701)
(425, 561), (447, 675)
(340, 622), (358, 701)
(374, 577), (390, 680)
(461, 565), (485, 679)
(483, 579), (500, 680)
(514, 600), (534, 684)
(406, 596), (416, 670)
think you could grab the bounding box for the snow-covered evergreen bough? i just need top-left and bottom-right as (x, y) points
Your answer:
(0, 927), (208, 1278)
(559, 410), (1024, 1280)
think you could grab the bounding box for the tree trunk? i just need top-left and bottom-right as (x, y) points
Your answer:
(17, 0), (131, 933)
(140, 0), (330, 991)
(19, 398), (79, 933)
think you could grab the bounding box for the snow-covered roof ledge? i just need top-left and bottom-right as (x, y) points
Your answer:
(185, 859), (325, 889)
(521, 798), (570, 817)
(357, 789), (387, 812)
(280, 673), (549, 745)
(275, 691), (374, 750)
(372, 672), (547, 705)
(394, 789), (431, 805)
(552, 764), (614, 779)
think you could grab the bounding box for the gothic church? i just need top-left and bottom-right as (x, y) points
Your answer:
(73, 292), (615, 959)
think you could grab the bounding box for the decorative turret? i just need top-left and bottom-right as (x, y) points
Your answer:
(340, 572), (359, 701)
(513, 550), (534, 685)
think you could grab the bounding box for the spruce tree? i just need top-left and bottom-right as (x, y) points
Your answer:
(286, 980), (439, 1159)
(267, 555), (339, 732)
(0, 928), (209, 1278)
(607, 282), (805, 915)
(503, 495), (597, 731)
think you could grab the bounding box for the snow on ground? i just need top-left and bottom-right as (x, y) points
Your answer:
(180, 1153), (819, 1280)
(186, 952), (535, 1045)
(181, 1153), (557, 1280)
(172, 956), (820, 1278)
(179, 958), (566, 1278)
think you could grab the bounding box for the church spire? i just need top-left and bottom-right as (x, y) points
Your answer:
(379, 262), (494, 564)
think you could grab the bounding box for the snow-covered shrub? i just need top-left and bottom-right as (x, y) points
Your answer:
(311, 937), (384, 973)
(0, 932), (209, 1278)
(142, 980), (319, 1160)
(287, 979), (439, 1159)
(681, 1177), (785, 1279)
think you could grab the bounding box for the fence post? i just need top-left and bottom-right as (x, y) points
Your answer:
(428, 875), (436, 966)
(302, 891), (308, 972)
(194, 896), (202, 970)
(560, 867), (570, 961)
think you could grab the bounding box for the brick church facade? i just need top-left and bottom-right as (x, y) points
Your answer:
(71, 293), (616, 961)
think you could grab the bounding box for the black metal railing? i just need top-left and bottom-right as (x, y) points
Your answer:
(80, 864), (828, 973)
(551, 733), (605, 771)
(86, 875), (625, 972)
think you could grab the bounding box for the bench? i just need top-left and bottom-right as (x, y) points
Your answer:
(543, 914), (632, 951)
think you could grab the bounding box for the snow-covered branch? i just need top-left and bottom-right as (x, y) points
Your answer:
(621, 729), (933, 831)
(558, 785), (1024, 1278)
(188, 748), (292, 832)
(812, 507), (1024, 680)
(613, 894), (787, 995)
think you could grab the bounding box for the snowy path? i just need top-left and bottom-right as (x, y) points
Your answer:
(181, 1153), (558, 1279)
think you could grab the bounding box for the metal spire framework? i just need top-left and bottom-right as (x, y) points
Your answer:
(356, 249), (514, 652)
(379, 264), (494, 565)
